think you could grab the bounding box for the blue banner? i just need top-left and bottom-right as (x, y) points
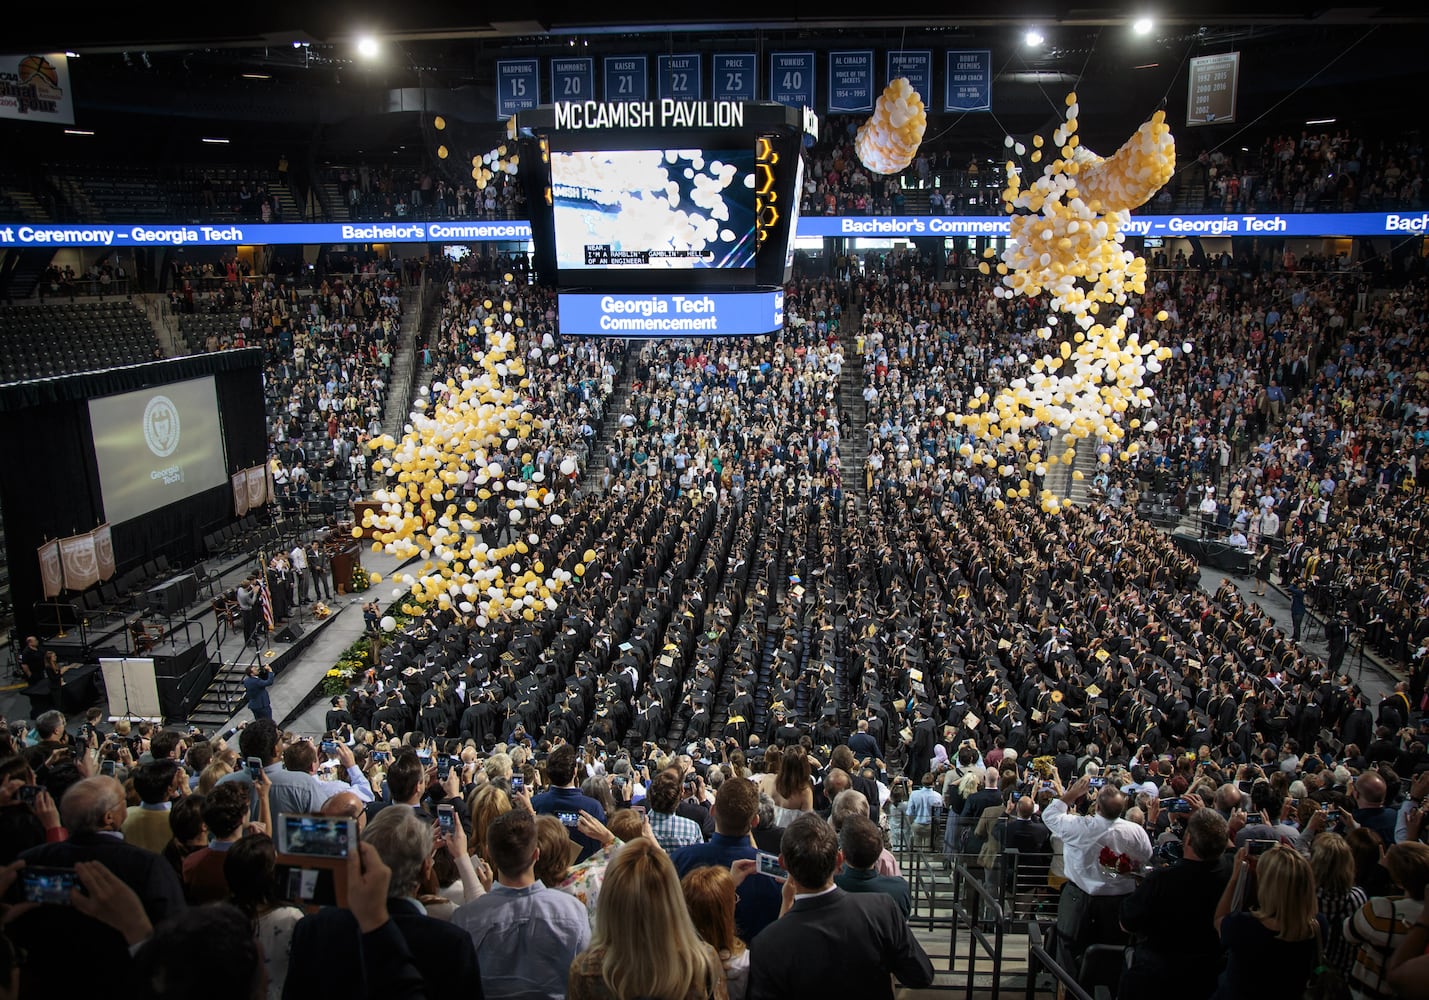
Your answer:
(657, 54), (702, 102)
(711, 53), (757, 102)
(495, 59), (540, 118)
(0, 213), (1421, 247)
(795, 212), (1429, 238)
(603, 55), (648, 102)
(828, 50), (875, 113)
(559, 290), (784, 337)
(886, 50), (933, 102)
(550, 57), (595, 103)
(945, 50), (992, 112)
(770, 52), (815, 109)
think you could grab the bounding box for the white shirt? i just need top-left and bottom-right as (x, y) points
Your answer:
(290, 545), (308, 571)
(1041, 799), (1152, 896)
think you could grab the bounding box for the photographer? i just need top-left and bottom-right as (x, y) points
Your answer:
(243, 664), (275, 723)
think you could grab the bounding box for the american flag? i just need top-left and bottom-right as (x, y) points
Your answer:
(259, 576), (275, 632)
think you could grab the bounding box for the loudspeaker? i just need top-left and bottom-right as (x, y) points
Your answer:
(273, 622), (305, 643)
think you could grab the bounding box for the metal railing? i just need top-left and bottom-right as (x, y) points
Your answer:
(1024, 921), (1096, 1000)
(949, 860), (1010, 1000)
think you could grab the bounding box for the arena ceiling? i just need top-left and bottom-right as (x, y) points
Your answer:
(5, 5), (1423, 163)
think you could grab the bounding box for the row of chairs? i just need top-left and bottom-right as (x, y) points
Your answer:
(73, 554), (176, 619)
(203, 514), (274, 559)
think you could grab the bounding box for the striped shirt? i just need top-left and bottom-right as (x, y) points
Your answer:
(1345, 895), (1424, 1000)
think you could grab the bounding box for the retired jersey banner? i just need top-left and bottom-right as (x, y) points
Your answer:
(37, 539), (62, 598)
(0, 53), (75, 125)
(93, 522), (115, 582)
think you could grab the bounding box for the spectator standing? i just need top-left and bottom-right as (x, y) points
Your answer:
(1310, 833), (1369, 979)
(1041, 775), (1152, 975)
(645, 769), (704, 851)
(747, 814), (933, 1000)
(530, 744), (607, 862)
(568, 836), (729, 1000)
(683, 865), (751, 1000)
(1211, 845), (1321, 999)
(672, 775), (782, 941)
(1119, 807), (1232, 1000)
(451, 809), (590, 1000)
(834, 815), (912, 916)
(1344, 841), (1429, 1000)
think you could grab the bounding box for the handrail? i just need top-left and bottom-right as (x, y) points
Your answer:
(1024, 921), (1096, 1000)
(951, 861), (1008, 1000)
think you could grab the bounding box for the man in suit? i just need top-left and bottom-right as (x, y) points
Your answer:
(672, 771), (782, 941)
(748, 813), (933, 1000)
(21, 776), (186, 924)
(1118, 808), (1233, 1000)
(284, 806), (480, 998)
(833, 815), (911, 916)
(244, 664), (275, 721)
(847, 718), (880, 762)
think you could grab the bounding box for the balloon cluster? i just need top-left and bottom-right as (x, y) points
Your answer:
(428, 113), (521, 189)
(955, 93), (1180, 515)
(357, 320), (586, 626)
(854, 77), (928, 175)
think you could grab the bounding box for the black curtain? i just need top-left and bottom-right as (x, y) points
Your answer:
(0, 351), (266, 640)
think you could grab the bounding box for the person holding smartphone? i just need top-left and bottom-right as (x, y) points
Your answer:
(1210, 844), (1322, 999)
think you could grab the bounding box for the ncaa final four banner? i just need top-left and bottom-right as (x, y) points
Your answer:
(0, 53), (75, 125)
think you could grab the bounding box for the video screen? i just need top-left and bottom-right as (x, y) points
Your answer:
(280, 814), (352, 858)
(88, 376), (228, 525)
(551, 148), (757, 271)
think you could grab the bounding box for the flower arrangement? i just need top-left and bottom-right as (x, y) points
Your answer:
(1098, 846), (1143, 880)
(313, 601), (332, 619)
(321, 662), (357, 697)
(350, 565), (371, 592)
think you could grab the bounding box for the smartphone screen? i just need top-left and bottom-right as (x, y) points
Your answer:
(277, 814), (356, 859)
(21, 867), (76, 905)
(320, 740), (337, 755)
(756, 852), (786, 880)
(510, 775), (524, 792)
(101, 760), (117, 776)
(247, 756), (264, 780)
(437, 804), (455, 835)
(437, 757), (452, 780)
(1248, 838), (1277, 857)
(557, 810), (579, 828)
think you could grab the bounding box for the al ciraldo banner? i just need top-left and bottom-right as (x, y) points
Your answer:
(0, 53), (74, 125)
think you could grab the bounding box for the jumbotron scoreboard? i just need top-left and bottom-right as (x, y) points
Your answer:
(514, 100), (814, 336)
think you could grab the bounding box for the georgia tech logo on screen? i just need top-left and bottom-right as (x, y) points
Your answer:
(143, 395), (181, 458)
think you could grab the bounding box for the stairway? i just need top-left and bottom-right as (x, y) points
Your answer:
(582, 348), (636, 491)
(320, 182), (350, 222)
(188, 652), (260, 728)
(273, 180), (303, 223)
(836, 301), (867, 506)
(52, 176), (98, 221)
(380, 287), (423, 441)
(2, 189), (49, 222)
(1062, 434), (1103, 506)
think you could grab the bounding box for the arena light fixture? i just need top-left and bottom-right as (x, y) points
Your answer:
(64, 51), (80, 58)
(201, 137), (231, 144)
(1132, 17), (1154, 35)
(1305, 117), (1336, 125)
(357, 35), (380, 59)
(1024, 29), (1045, 47)
(241, 73), (271, 80)
(64, 128), (94, 136)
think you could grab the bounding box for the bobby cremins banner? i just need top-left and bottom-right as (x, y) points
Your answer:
(0, 53), (75, 125)
(0, 212), (1425, 247)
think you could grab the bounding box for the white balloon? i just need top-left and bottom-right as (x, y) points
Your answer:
(379, 616), (397, 632)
